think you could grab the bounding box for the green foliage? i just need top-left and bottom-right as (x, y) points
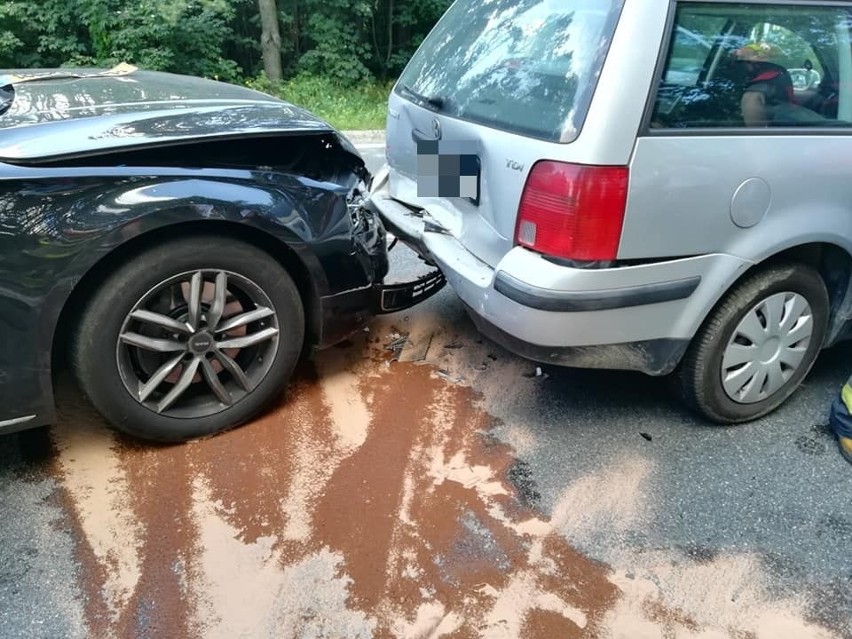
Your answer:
(298, 0), (374, 83)
(0, 0), (453, 86)
(274, 0), (453, 83)
(247, 74), (392, 130)
(0, 0), (90, 68)
(370, 0), (453, 78)
(0, 0), (245, 80)
(95, 0), (242, 80)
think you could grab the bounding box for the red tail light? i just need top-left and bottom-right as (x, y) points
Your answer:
(515, 161), (629, 262)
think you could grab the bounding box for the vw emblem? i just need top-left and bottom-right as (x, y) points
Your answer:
(432, 118), (442, 140)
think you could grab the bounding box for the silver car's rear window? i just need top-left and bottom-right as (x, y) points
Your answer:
(395, 0), (625, 143)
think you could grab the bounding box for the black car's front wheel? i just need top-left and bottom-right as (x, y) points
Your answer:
(71, 236), (305, 442)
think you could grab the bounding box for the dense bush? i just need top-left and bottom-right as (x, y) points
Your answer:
(0, 0), (452, 84)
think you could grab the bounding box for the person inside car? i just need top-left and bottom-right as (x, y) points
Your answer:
(732, 42), (796, 126)
(732, 41), (825, 126)
(802, 58), (821, 91)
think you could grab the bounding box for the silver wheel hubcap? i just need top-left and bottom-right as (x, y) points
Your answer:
(721, 291), (813, 404)
(116, 270), (280, 419)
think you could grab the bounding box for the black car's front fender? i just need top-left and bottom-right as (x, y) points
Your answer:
(0, 164), (382, 428)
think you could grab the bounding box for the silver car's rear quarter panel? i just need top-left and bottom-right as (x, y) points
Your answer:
(622, 135), (852, 261)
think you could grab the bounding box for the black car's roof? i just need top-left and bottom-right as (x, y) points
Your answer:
(0, 66), (335, 162)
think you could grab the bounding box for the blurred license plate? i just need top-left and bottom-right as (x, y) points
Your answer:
(416, 140), (480, 205)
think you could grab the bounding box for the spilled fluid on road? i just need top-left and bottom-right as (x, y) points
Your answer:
(44, 322), (844, 639)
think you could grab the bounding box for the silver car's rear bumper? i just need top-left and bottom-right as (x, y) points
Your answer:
(367, 167), (754, 375)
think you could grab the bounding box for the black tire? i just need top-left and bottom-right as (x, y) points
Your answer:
(71, 236), (305, 442)
(676, 263), (828, 423)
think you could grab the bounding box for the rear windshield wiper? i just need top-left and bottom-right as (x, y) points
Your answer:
(399, 84), (448, 111)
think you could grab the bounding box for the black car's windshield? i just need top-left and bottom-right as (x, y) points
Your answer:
(395, 0), (625, 142)
(0, 66), (138, 118)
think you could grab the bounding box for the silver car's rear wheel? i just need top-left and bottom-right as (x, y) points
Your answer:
(677, 264), (828, 424)
(721, 292), (814, 404)
(117, 270), (280, 419)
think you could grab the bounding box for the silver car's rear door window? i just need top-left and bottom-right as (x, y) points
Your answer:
(651, 2), (852, 129)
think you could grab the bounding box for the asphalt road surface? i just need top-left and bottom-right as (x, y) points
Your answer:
(0, 143), (850, 639)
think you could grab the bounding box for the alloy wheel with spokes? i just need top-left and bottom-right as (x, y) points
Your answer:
(117, 270), (280, 419)
(72, 236), (305, 442)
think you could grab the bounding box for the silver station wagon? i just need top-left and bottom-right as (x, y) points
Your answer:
(367, 0), (852, 422)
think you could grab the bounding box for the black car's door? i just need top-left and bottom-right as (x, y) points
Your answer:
(0, 178), (55, 432)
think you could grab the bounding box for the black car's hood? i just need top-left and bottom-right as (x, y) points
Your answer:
(0, 66), (335, 161)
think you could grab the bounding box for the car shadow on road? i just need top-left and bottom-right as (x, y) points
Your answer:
(505, 336), (852, 434)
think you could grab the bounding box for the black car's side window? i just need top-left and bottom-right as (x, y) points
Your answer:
(652, 2), (852, 130)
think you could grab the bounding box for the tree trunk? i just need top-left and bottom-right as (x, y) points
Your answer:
(386, 0), (394, 69)
(258, 0), (283, 81)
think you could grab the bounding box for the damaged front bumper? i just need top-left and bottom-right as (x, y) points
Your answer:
(374, 268), (446, 314)
(315, 181), (446, 347)
(349, 181), (446, 314)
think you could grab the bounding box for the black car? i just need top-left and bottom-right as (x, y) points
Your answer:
(0, 66), (443, 442)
